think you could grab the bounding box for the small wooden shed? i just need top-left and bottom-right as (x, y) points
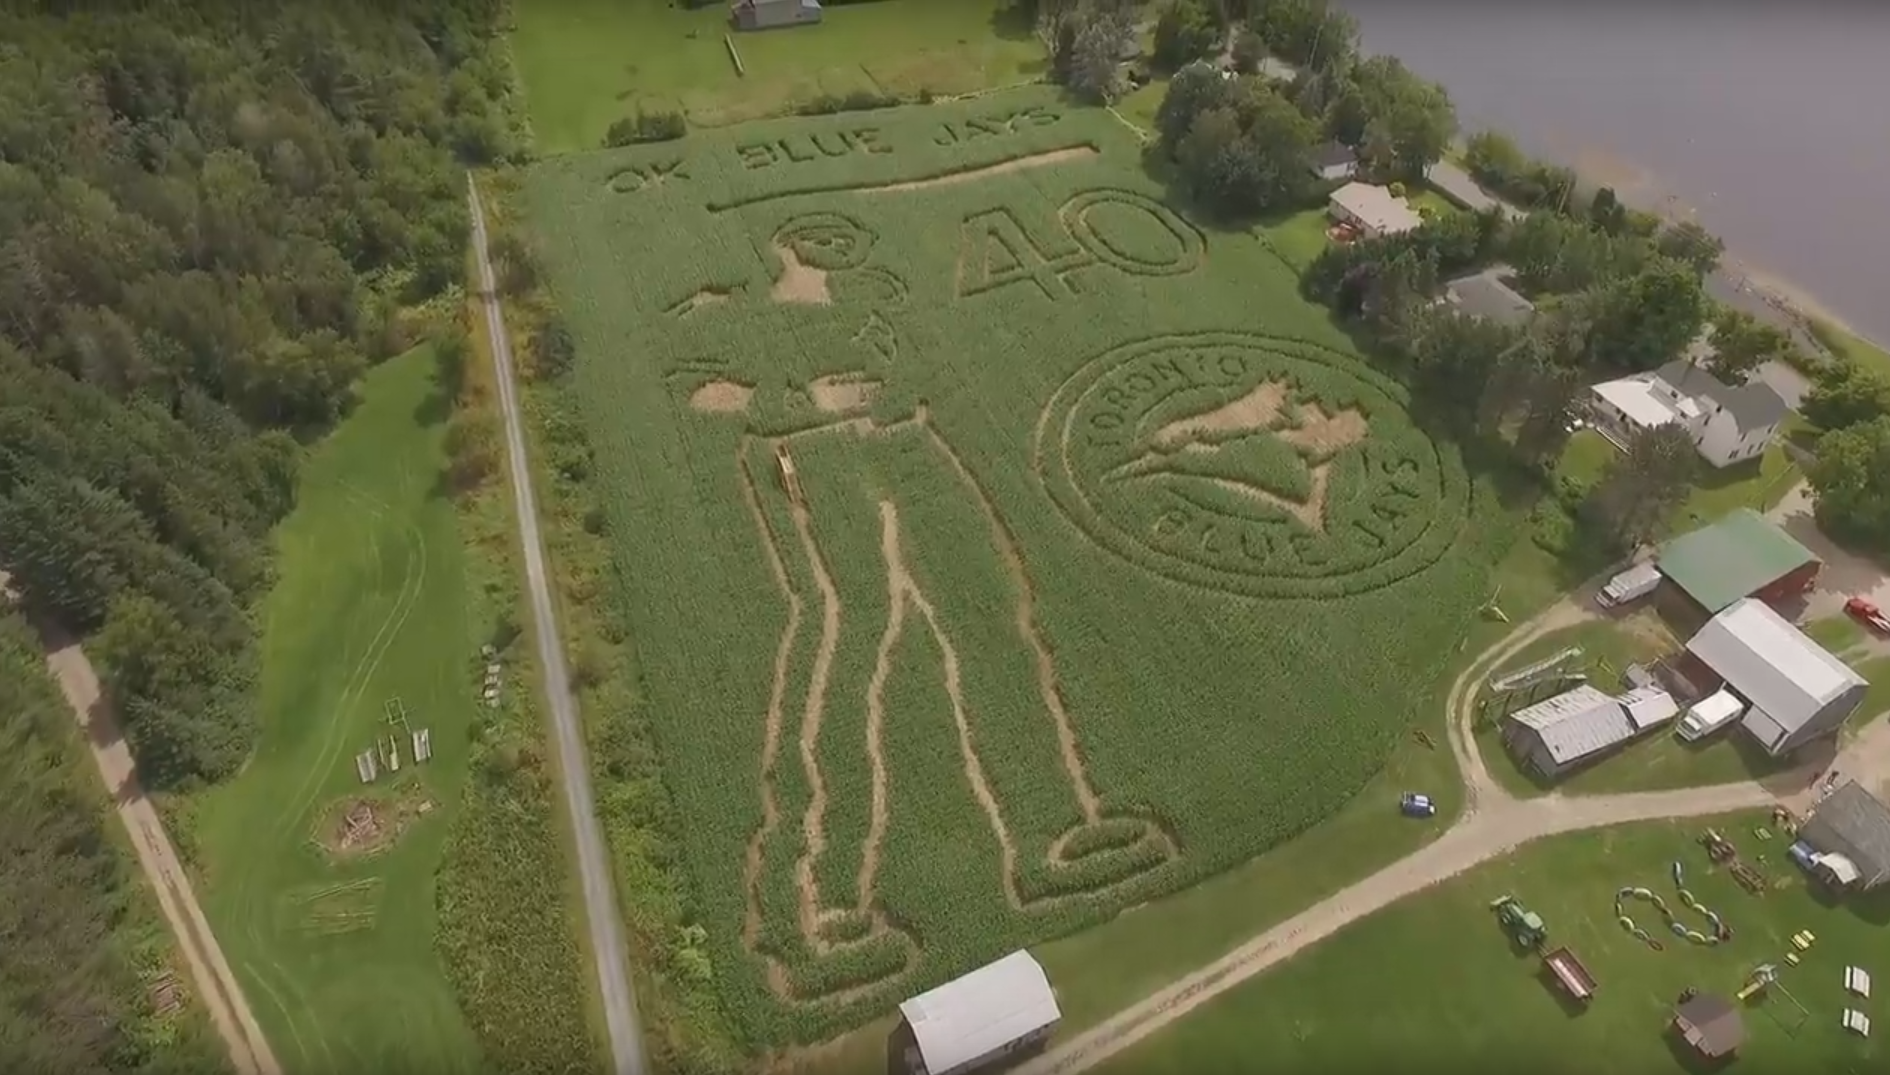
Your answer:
(1673, 993), (1746, 1059)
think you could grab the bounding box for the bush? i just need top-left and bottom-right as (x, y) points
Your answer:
(532, 315), (577, 380)
(795, 89), (900, 116)
(603, 109), (687, 147)
(1231, 28), (1266, 74)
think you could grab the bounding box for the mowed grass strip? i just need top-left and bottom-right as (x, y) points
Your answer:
(1099, 814), (1884, 1075)
(192, 346), (483, 1074)
(511, 0), (1046, 154)
(525, 91), (1525, 1046)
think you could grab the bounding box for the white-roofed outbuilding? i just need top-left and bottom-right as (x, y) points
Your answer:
(1684, 598), (1867, 756)
(897, 950), (1060, 1075)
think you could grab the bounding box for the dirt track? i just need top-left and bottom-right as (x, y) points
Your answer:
(41, 630), (281, 1075)
(1014, 578), (1885, 1075)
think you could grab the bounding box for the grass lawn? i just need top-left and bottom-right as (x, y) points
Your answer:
(1810, 317), (1890, 381)
(1116, 77), (1166, 134)
(1099, 813), (1885, 1074)
(511, 0), (1046, 153)
(1259, 207), (1333, 271)
(1556, 430), (1800, 534)
(1410, 184), (1458, 219)
(191, 345), (483, 1073)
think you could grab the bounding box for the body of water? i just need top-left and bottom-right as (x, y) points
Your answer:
(1344, 1), (1890, 346)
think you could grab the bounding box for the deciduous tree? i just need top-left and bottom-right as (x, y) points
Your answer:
(1808, 415), (1890, 548)
(1656, 219), (1726, 276)
(1802, 362), (1890, 432)
(1156, 61), (1237, 152)
(1231, 27), (1267, 74)
(1331, 56), (1455, 179)
(1582, 258), (1707, 372)
(1702, 307), (1794, 384)
(1153, 0), (1221, 70)
(1247, 0), (1355, 71)
(1172, 78), (1318, 215)
(1585, 423), (1698, 548)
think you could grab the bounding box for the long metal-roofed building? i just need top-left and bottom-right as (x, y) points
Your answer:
(1683, 598), (1867, 757)
(1655, 508), (1820, 615)
(1500, 684), (1640, 779)
(894, 950), (1060, 1075)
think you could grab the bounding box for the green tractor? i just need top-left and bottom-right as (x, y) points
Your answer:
(1490, 894), (1547, 948)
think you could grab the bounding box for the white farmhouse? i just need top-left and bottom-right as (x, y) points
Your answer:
(1587, 359), (1789, 468)
(1327, 181), (1422, 238)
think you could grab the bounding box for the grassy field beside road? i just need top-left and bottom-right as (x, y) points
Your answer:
(1100, 813), (1884, 1075)
(512, 0), (1046, 153)
(190, 345), (484, 1074)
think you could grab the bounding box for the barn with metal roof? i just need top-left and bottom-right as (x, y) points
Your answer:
(1655, 509), (1820, 614)
(1500, 684), (1638, 779)
(895, 951), (1060, 1075)
(1684, 598), (1867, 756)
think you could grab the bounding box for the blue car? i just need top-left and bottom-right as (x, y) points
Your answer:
(1787, 840), (1817, 871)
(1400, 793), (1436, 818)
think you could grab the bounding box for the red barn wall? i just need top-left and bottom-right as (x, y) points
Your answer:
(1753, 560), (1822, 611)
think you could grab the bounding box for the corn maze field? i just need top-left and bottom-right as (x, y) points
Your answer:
(525, 88), (1510, 1045)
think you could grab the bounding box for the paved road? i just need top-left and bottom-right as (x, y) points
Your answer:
(467, 177), (649, 1075)
(2, 561), (282, 1075)
(1015, 578), (1881, 1075)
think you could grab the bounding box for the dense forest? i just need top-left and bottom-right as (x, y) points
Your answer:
(0, 611), (224, 1075)
(0, 0), (517, 790)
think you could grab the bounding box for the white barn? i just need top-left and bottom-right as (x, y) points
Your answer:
(896, 950), (1060, 1075)
(1684, 598), (1867, 757)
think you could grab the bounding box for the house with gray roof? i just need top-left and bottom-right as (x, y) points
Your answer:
(730, 0), (821, 32)
(1588, 358), (1789, 469)
(1307, 141), (1357, 181)
(1797, 781), (1890, 891)
(1500, 684), (1638, 779)
(1443, 269), (1535, 326)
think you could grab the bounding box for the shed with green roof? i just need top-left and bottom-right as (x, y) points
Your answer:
(1655, 509), (1821, 614)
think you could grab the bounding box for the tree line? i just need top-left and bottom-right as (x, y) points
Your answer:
(0, 611), (225, 1074)
(0, 0), (516, 790)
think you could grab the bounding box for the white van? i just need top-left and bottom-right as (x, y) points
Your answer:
(1597, 563), (1662, 608)
(1677, 689), (1746, 742)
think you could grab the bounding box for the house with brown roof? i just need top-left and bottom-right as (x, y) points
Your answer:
(1672, 993), (1745, 1059)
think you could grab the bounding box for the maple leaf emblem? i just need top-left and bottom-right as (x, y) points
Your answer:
(1110, 381), (1369, 532)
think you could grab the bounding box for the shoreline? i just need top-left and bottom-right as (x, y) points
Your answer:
(1555, 142), (1876, 350)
